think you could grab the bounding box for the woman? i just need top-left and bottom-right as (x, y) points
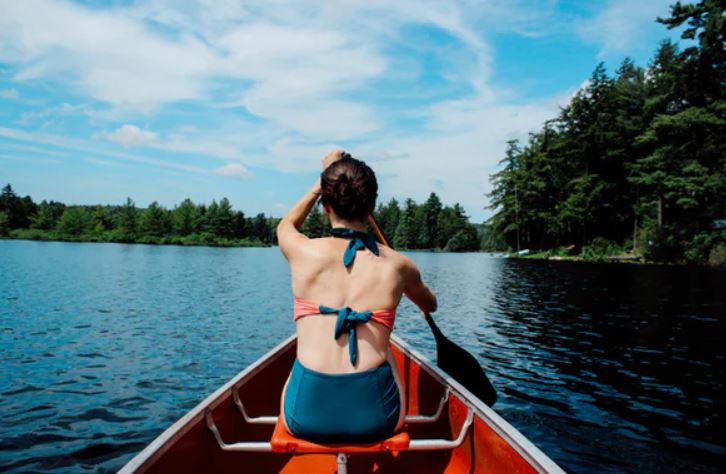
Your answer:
(276, 149), (438, 443)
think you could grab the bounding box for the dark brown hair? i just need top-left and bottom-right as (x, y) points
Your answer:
(320, 154), (378, 221)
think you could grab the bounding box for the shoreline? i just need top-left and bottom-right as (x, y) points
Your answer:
(3, 236), (722, 266)
(0, 233), (270, 249)
(504, 249), (725, 267)
(0, 236), (483, 253)
(509, 252), (644, 264)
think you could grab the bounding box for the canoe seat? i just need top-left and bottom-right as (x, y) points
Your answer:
(206, 387), (473, 465)
(270, 418), (411, 454)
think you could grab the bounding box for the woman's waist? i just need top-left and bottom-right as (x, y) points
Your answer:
(291, 357), (392, 379)
(296, 328), (390, 373)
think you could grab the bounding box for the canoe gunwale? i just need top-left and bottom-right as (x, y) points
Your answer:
(118, 334), (297, 474)
(390, 334), (565, 474)
(120, 334), (566, 474)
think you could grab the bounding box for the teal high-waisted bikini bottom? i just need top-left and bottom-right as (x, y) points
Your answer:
(283, 358), (401, 443)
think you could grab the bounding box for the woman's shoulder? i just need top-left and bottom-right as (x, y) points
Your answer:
(377, 244), (413, 269)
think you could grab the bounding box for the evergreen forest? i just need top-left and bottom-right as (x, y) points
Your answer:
(488, 0), (725, 265)
(0, 185), (482, 251)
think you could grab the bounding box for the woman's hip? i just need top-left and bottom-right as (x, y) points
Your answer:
(283, 358), (401, 443)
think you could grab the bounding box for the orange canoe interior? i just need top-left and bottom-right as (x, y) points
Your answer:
(135, 339), (539, 473)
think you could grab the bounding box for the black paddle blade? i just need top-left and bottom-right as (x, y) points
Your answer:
(425, 313), (497, 407)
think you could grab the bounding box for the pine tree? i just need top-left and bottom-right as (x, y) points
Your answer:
(140, 201), (171, 238)
(31, 200), (65, 230)
(233, 210), (247, 239)
(0, 184), (36, 229)
(0, 211), (9, 236)
(419, 193), (442, 248)
(57, 207), (92, 236)
(214, 198), (235, 238)
(172, 199), (197, 236)
(302, 204), (327, 238)
(393, 199), (418, 249)
(117, 197), (138, 240)
(374, 198), (401, 242)
(250, 213), (271, 243)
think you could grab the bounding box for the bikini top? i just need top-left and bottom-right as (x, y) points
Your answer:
(293, 227), (397, 365)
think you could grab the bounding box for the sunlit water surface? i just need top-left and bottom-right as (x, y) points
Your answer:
(1, 240), (724, 473)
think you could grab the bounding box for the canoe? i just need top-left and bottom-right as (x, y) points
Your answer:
(120, 335), (565, 473)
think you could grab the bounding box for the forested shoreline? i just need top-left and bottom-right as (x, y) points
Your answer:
(488, 1), (725, 266)
(0, 185), (276, 247)
(306, 194), (484, 251)
(0, 184), (483, 251)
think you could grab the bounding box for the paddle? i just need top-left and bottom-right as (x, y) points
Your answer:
(368, 214), (498, 407)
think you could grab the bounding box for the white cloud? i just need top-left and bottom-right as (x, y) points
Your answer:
(577, 0), (674, 58)
(356, 94), (568, 218)
(0, 0), (513, 140)
(0, 0), (611, 219)
(0, 126), (207, 175)
(0, 1), (219, 107)
(213, 162), (251, 179)
(98, 124), (157, 147)
(0, 88), (19, 99)
(0, 153), (62, 165)
(86, 157), (119, 167)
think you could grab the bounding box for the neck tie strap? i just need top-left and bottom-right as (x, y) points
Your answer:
(330, 227), (379, 267)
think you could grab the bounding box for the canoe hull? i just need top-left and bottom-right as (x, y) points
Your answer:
(120, 335), (564, 473)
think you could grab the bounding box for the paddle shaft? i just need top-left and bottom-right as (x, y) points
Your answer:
(367, 214), (498, 406)
(367, 215), (433, 318)
(368, 215), (436, 326)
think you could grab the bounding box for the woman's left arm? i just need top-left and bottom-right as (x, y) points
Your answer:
(276, 179), (320, 260)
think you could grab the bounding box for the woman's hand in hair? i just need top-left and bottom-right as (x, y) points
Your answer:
(322, 149), (346, 170)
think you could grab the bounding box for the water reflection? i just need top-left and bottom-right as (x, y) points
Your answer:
(483, 259), (725, 473)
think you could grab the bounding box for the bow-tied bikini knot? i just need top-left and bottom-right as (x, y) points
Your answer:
(318, 304), (373, 365)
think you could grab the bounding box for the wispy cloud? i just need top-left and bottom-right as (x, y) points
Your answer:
(0, 88), (19, 99)
(0, 153), (62, 165)
(0, 126), (210, 175)
(97, 124), (157, 147)
(213, 163), (251, 179)
(577, 0), (675, 59)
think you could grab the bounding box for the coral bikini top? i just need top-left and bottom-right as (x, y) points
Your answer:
(292, 227), (397, 365)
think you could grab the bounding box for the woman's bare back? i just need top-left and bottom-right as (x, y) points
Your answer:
(290, 236), (407, 373)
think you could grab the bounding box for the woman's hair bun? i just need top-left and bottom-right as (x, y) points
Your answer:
(320, 155), (378, 221)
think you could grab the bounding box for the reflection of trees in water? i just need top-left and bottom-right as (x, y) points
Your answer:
(485, 259), (725, 451)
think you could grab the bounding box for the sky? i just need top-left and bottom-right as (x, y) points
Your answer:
(0, 0), (684, 222)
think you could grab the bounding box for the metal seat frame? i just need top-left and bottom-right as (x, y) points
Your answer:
(205, 387), (474, 474)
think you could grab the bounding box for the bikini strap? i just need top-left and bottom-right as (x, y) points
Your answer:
(330, 227), (379, 267)
(318, 304), (373, 366)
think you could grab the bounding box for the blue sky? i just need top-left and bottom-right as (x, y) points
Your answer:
(0, 0), (684, 221)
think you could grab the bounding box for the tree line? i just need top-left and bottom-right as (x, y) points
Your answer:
(488, 0), (725, 265)
(305, 193), (483, 251)
(0, 185), (485, 251)
(0, 184), (276, 247)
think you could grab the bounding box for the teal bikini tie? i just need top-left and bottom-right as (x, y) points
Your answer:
(318, 305), (373, 365)
(330, 227), (379, 267)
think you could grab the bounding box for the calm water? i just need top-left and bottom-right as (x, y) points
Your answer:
(0, 240), (724, 473)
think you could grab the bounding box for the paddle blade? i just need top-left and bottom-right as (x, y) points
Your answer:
(425, 314), (497, 407)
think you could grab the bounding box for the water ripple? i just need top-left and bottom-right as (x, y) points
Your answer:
(0, 241), (724, 473)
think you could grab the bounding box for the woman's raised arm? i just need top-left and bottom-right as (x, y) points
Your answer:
(276, 150), (345, 259)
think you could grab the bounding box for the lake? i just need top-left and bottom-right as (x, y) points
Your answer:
(0, 240), (724, 473)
